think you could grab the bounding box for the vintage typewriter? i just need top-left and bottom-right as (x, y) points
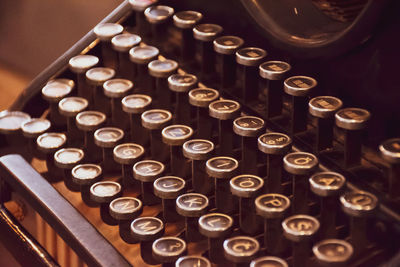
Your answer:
(1, 0), (399, 266)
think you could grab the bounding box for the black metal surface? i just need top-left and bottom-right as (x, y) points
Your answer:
(0, 205), (59, 267)
(0, 154), (131, 267)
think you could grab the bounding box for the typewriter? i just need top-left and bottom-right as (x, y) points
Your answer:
(0, 0), (399, 266)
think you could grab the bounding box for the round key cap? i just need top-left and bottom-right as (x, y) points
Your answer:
(233, 116), (265, 137)
(255, 194), (290, 255)
(189, 88), (219, 108)
(129, 0), (157, 11)
(236, 47), (267, 67)
(122, 94), (152, 114)
(111, 33), (141, 52)
(206, 156), (239, 178)
(162, 125), (193, 146)
(176, 193), (208, 242)
(313, 239), (353, 266)
(176, 256), (211, 267)
(223, 236), (260, 264)
(71, 164), (103, 206)
(340, 191), (378, 217)
(0, 111), (30, 135)
(284, 76), (317, 97)
(154, 176), (186, 222)
(86, 67), (116, 86)
(380, 138), (400, 198)
(42, 81), (72, 103)
(58, 97), (88, 117)
(152, 237), (187, 263)
(282, 214), (320, 242)
(335, 108), (370, 131)
(209, 99), (241, 120)
(133, 160), (164, 205)
(94, 23), (124, 41)
(69, 55), (99, 74)
(149, 59), (178, 79)
(284, 152), (318, 175)
(94, 127), (124, 148)
(259, 61), (291, 81)
(168, 74), (198, 93)
(251, 256), (288, 267)
(142, 109), (172, 130)
(129, 46), (159, 64)
(199, 213), (233, 264)
(310, 172), (346, 197)
(37, 132), (67, 154)
(144, 5), (174, 24)
(173, 11), (202, 29)
(76, 111), (106, 132)
(258, 132), (291, 155)
(214, 36), (244, 55)
(309, 96), (343, 119)
(21, 118), (51, 138)
(183, 139), (214, 161)
(282, 214), (320, 267)
(231, 175), (264, 234)
(193, 24), (223, 42)
(103, 79), (133, 98)
(90, 181), (122, 225)
(54, 148), (84, 169)
(113, 143), (144, 165)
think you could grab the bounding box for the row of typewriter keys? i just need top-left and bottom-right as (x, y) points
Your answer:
(0, 0), (399, 266)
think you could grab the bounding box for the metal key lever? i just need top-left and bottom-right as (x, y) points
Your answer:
(0, 154), (131, 267)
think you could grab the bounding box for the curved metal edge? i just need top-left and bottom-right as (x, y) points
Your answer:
(9, 1), (132, 111)
(240, 0), (390, 58)
(0, 205), (60, 267)
(0, 154), (132, 267)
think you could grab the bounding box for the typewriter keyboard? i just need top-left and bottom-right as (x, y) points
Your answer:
(0, 0), (399, 266)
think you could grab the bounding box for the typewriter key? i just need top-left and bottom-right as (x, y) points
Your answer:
(189, 88), (219, 139)
(173, 11), (203, 63)
(193, 24), (223, 79)
(103, 78), (133, 129)
(122, 94), (152, 145)
(131, 216), (164, 264)
(129, 45), (159, 94)
(37, 132), (67, 174)
(335, 108), (370, 168)
(90, 181), (122, 225)
(168, 73), (198, 125)
(282, 214), (320, 267)
(284, 75), (317, 134)
(128, 0), (157, 36)
(310, 172), (346, 238)
(162, 124), (193, 176)
(183, 139), (214, 194)
(176, 256), (211, 267)
(0, 111), (30, 152)
(133, 160), (164, 205)
(86, 67), (116, 116)
(214, 36), (244, 92)
(250, 256), (288, 267)
(148, 59), (178, 109)
(58, 97), (88, 146)
(93, 23), (123, 68)
(259, 61), (291, 118)
(309, 96), (343, 152)
(255, 193), (290, 255)
(111, 33), (141, 79)
(109, 196), (143, 243)
(233, 116), (265, 174)
(113, 143), (144, 187)
(76, 111), (106, 162)
(54, 147), (85, 192)
(209, 99), (241, 156)
(42, 80), (73, 125)
(71, 163), (102, 206)
(380, 138), (400, 198)
(142, 109), (172, 162)
(223, 236), (260, 266)
(230, 174), (264, 235)
(144, 5), (174, 46)
(68, 55), (99, 99)
(258, 132), (292, 193)
(154, 176), (185, 222)
(176, 193), (208, 242)
(340, 191), (378, 254)
(284, 152), (318, 213)
(94, 127), (124, 173)
(206, 156), (239, 214)
(236, 47), (267, 103)
(21, 118), (51, 156)
(198, 213), (234, 264)
(313, 239), (353, 267)
(152, 236), (187, 265)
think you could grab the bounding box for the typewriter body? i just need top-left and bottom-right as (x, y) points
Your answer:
(0, 0), (400, 266)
